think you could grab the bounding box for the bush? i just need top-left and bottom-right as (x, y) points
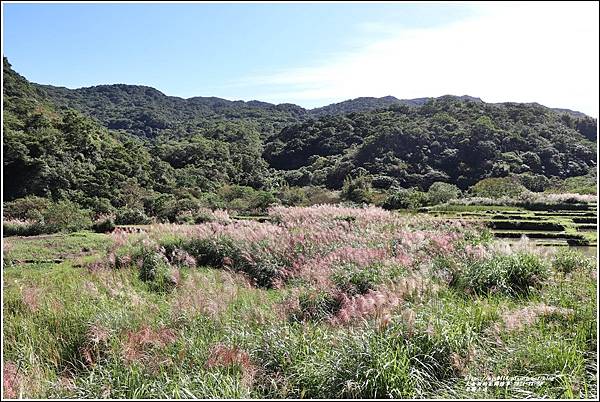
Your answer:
(457, 252), (549, 296)
(303, 186), (340, 205)
(3, 196), (51, 220)
(427, 182), (461, 205)
(469, 177), (528, 198)
(383, 188), (429, 210)
(156, 198), (202, 223)
(92, 217), (116, 233)
(42, 200), (92, 233)
(115, 208), (150, 225)
(248, 191), (278, 214)
(515, 173), (550, 193)
(216, 185), (277, 214)
(341, 173), (373, 204)
(82, 197), (116, 217)
(173, 236), (283, 287)
(135, 246), (177, 293)
(371, 175), (398, 190)
(546, 169), (597, 195)
(276, 186), (308, 207)
(3, 200), (91, 236)
(3, 220), (47, 237)
(179, 237), (239, 267)
(552, 248), (594, 274)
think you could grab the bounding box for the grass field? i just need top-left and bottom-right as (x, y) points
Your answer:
(2, 205), (597, 399)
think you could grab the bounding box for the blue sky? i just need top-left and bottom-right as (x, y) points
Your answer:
(2, 2), (599, 115)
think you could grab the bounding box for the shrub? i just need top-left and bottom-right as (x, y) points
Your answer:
(180, 236), (240, 267)
(427, 182), (461, 205)
(92, 217), (116, 233)
(82, 197), (116, 217)
(216, 185), (277, 214)
(457, 252), (549, 296)
(3, 196), (51, 220)
(383, 188), (429, 210)
(115, 208), (151, 225)
(174, 210), (195, 224)
(371, 175), (398, 190)
(469, 177), (528, 198)
(3, 220), (47, 237)
(3, 200), (91, 236)
(248, 191), (278, 214)
(156, 198), (202, 223)
(42, 200), (92, 233)
(135, 246), (177, 293)
(303, 186), (340, 205)
(276, 186), (308, 207)
(173, 236), (283, 287)
(193, 210), (216, 224)
(552, 248), (594, 274)
(341, 173), (373, 204)
(545, 169), (597, 195)
(515, 173), (550, 193)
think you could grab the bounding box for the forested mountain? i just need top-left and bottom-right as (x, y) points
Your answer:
(309, 95), (484, 117)
(2, 56), (597, 216)
(39, 83), (305, 139)
(265, 98), (596, 189)
(3, 58), (159, 210)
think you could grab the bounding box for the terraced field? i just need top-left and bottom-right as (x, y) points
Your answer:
(424, 202), (597, 247)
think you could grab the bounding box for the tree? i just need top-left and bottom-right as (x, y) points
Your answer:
(341, 171), (373, 204)
(427, 182), (461, 205)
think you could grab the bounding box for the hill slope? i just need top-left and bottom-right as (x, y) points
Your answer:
(3, 57), (597, 212)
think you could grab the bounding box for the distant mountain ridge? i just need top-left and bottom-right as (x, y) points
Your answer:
(36, 81), (592, 121)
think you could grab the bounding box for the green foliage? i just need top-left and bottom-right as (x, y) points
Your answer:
(266, 97), (595, 191)
(427, 182), (461, 205)
(456, 253), (550, 296)
(217, 185), (277, 214)
(42, 200), (93, 233)
(134, 246), (177, 293)
(515, 173), (551, 192)
(3, 58), (597, 220)
(341, 172), (373, 204)
(3, 220), (48, 237)
(546, 169), (597, 195)
(469, 177), (528, 198)
(332, 263), (384, 295)
(3, 196), (51, 220)
(383, 188), (429, 210)
(92, 217), (116, 233)
(292, 288), (342, 323)
(552, 248), (594, 274)
(173, 236), (281, 287)
(302, 186), (341, 205)
(3, 199), (93, 236)
(275, 186), (309, 207)
(115, 208), (151, 225)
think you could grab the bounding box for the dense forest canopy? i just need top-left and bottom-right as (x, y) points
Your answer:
(2, 56), (597, 219)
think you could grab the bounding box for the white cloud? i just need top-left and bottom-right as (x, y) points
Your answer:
(235, 2), (599, 116)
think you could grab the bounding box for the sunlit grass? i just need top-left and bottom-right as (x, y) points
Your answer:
(2, 206), (597, 399)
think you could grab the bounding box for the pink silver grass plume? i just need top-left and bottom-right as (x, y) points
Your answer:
(205, 344), (257, 387)
(498, 303), (574, 332)
(3, 361), (22, 399)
